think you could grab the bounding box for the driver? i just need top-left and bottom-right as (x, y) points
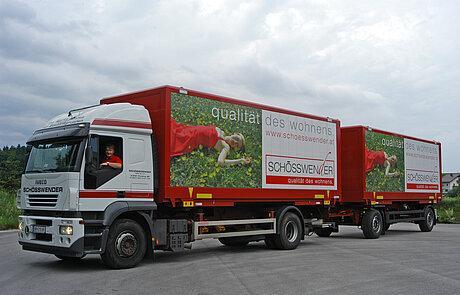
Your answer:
(100, 144), (122, 169)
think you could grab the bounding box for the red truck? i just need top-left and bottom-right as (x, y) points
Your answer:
(17, 86), (442, 268)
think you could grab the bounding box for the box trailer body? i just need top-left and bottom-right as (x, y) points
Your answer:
(101, 86), (341, 207)
(320, 126), (442, 239)
(341, 126), (442, 205)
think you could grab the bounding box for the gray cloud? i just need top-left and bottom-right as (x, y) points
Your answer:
(0, 0), (459, 171)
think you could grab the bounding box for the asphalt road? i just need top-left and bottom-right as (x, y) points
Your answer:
(1, 223), (459, 295)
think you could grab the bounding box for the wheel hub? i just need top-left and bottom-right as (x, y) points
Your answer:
(372, 215), (381, 233)
(427, 210), (434, 227)
(284, 221), (299, 243)
(115, 232), (138, 258)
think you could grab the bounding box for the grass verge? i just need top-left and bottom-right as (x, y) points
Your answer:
(0, 189), (19, 230)
(437, 196), (460, 223)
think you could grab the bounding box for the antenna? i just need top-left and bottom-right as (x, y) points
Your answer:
(68, 104), (99, 116)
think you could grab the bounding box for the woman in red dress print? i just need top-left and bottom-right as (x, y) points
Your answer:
(365, 148), (399, 177)
(170, 119), (251, 166)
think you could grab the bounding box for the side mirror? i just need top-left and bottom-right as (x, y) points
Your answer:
(23, 145), (32, 173)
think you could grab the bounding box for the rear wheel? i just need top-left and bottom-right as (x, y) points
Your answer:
(101, 219), (147, 269)
(218, 237), (250, 247)
(361, 209), (382, 239)
(273, 213), (302, 250)
(419, 207), (435, 232)
(314, 228), (333, 237)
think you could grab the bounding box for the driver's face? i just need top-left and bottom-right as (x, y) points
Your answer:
(105, 147), (114, 157)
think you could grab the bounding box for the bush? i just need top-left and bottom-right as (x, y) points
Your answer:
(0, 190), (19, 230)
(446, 186), (460, 198)
(437, 196), (460, 223)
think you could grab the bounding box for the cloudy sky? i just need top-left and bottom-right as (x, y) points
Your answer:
(1, 0), (459, 171)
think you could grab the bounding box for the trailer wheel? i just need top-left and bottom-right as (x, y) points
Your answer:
(361, 209), (382, 239)
(218, 237), (250, 247)
(419, 207), (435, 232)
(101, 219), (147, 269)
(314, 228), (333, 237)
(274, 212), (302, 250)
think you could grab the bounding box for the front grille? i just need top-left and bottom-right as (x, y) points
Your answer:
(27, 194), (58, 207)
(35, 219), (52, 226)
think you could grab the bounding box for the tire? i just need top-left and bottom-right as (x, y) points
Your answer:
(273, 212), (302, 250)
(314, 228), (333, 237)
(419, 207), (435, 232)
(218, 237), (250, 247)
(101, 219), (147, 269)
(55, 255), (84, 262)
(361, 209), (383, 239)
(264, 235), (279, 249)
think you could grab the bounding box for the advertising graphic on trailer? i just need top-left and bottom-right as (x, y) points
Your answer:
(365, 130), (440, 193)
(169, 93), (338, 190)
(261, 111), (337, 190)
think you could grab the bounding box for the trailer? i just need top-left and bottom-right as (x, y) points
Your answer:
(18, 86), (341, 268)
(321, 126), (442, 238)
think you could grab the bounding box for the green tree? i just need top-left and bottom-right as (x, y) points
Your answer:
(446, 185), (460, 198)
(0, 145), (27, 191)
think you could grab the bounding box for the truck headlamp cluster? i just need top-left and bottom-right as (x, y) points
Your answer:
(59, 225), (73, 235)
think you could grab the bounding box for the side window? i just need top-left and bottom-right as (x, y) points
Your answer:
(84, 135), (123, 189)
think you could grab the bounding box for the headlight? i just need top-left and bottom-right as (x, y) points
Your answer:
(18, 220), (24, 231)
(59, 225), (73, 235)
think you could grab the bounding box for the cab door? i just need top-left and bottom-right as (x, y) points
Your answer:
(125, 136), (153, 192)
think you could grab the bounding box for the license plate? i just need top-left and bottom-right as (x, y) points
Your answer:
(31, 225), (46, 234)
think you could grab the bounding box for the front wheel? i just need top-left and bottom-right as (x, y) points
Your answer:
(361, 209), (383, 239)
(273, 212), (302, 250)
(101, 219), (147, 269)
(419, 207), (435, 232)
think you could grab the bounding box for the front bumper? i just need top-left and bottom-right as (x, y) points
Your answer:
(18, 215), (85, 257)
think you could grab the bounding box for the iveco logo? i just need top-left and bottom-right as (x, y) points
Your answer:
(35, 180), (47, 185)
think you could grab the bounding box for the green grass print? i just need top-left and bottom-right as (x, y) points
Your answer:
(365, 131), (405, 192)
(170, 93), (262, 188)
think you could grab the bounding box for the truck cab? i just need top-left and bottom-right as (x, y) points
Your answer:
(18, 103), (156, 266)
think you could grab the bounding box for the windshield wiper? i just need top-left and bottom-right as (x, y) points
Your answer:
(26, 169), (44, 173)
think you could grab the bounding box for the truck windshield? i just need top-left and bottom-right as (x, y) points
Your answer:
(25, 139), (84, 173)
